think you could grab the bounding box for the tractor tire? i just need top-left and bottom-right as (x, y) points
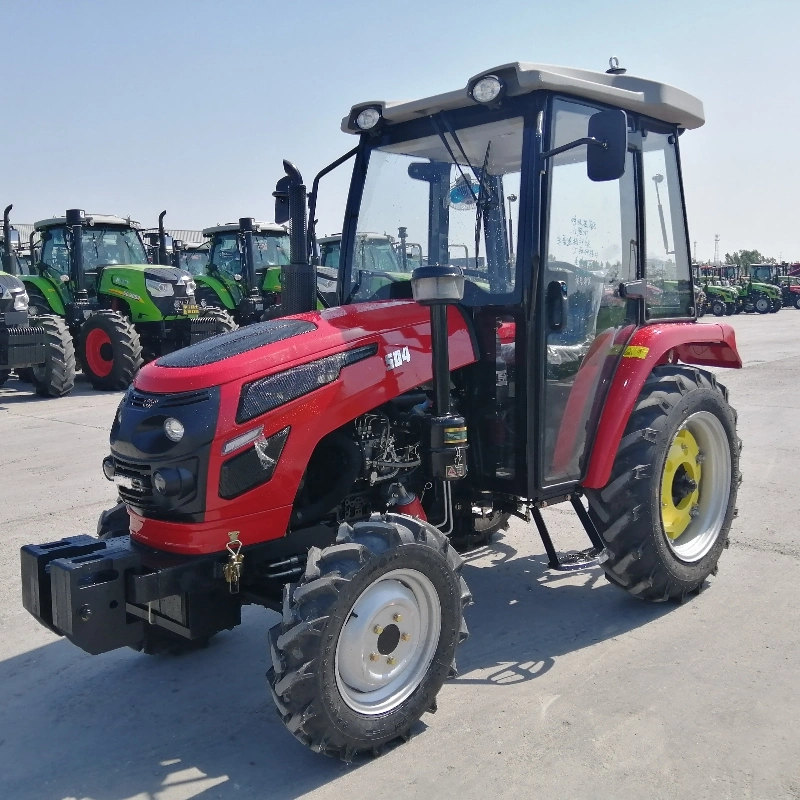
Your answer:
(585, 366), (739, 603)
(199, 307), (238, 334)
(795, 295), (800, 310)
(29, 315), (76, 397)
(770, 300), (781, 313)
(724, 303), (735, 316)
(450, 508), (511, 551)
(755, 296), (771, 314)
(268, 513), (471, 761)
(0, 370), (9, 387)
(78, 311), (143, 390)
(26, 287), (52, 319)
(696, 304), (705, 318)
(261, 304), (284, 322)
(710, 300), (726, 317)
(195, 286), (226, 311)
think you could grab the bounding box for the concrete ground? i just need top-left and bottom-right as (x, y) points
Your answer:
(1, 310), (798, 800)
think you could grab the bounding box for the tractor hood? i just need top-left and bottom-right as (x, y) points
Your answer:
(134, 300), (478, 393)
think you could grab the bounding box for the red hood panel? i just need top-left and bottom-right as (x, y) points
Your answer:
(135, 300), (477, 393)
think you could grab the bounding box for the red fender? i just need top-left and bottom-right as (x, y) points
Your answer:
(130, 301), (477, 554)
(581, 322), (741, 490)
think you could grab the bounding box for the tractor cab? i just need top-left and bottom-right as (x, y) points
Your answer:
(173, 240), (210, 275)
(194, 220), (290, 324)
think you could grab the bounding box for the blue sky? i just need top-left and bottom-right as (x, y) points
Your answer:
(3, 0), (797, 261)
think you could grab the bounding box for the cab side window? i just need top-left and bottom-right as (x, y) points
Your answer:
(642, 131), (692, 318)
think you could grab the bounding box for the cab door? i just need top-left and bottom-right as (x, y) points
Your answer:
(532, 98), (640, 495)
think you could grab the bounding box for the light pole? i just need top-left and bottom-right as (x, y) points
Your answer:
(506, 194), (518, 261)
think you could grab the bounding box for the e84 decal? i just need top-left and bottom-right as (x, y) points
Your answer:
(385, 346), (411, 370)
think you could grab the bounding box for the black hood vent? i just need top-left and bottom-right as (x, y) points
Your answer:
(156, 319), (316, 368)
(144, 267), (188, 282)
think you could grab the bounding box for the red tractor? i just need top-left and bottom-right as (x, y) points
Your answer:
(20, 61), (742, 761)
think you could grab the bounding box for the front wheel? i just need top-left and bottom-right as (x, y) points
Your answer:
(585, 366), (739, 602)
(199, 307), (237, 334)
(269, 514), (471, 760)
(710, 300), (726, 317)
(29, 315), (76, 397)
(78, 311), (143, 390)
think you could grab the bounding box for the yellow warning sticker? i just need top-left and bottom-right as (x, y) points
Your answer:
(622, 345), (650, 359)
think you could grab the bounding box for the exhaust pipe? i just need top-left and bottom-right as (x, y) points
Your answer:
(66, 209), (87, 296)
(3, 204), (14, 275)
(158, 210), (168, 266)
(274, 160), (314, 315)
(239, 217), (258, 295)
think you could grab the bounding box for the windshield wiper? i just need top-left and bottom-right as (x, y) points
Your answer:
(430, 114), (478, 204)
(474, 141), (492, 272)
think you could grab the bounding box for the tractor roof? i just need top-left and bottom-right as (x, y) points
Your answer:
(34, 213), (140, 230)
(318, 233), (393, 244)
(202, 222), (287, 236)
(342, 62), (705, 133)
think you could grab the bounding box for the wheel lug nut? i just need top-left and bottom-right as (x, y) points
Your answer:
(373, 625), (383, 634)
(387, 656), (396, 666)
(369, 652), (379, 662)
(690, 505), (700, 518)
(393, 613), (402, 622)
(401, 632), (410, 642)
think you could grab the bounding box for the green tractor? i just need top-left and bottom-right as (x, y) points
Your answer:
(22, 209), (235, 390)
(1, 205), (75, 396)
(694, 266), (739, 316)
(192, 218), (289, 324)
(750, 263), (800, 309)
(731, 266), (781, 313)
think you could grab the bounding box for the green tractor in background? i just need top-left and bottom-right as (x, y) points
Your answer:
(693, 266), (740, 316)
(22, 209), (235, 390)
(193, 218), (289, 324)
(1, 205), (75, 396)
(750, 263), (800, 309)
(730, 266), (781, 313)
(173, 240), (210, 275)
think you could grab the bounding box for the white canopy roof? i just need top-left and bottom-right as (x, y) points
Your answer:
(202, 222), (288, 236)
(34, 213), (140, 230)
(342, 62), (704, 133)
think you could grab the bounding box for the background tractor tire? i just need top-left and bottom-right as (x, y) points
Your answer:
(450, 508), (511, 551)
(0, 369), (9, 387)
(770, 300), (781, 313)
(794, 295), (800, 310)
(710, 300), (726, 317)
(755, 296), (771, 314)
(199, 307), (237, 334)
(725, 303), (735, 315)
(29, 315), (76, 397)
(269, 513), (471, 761)
(78, 311), (143, 390)
(585, 366), (739, 603)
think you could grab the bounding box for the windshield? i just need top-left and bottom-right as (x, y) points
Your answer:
(39, 225), (147, 274)
(347, 116), (522, 304)
(210, 232), (290, 277)
(179, 248), (210, 275)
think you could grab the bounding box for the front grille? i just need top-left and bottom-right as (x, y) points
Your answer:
(113, 457), (153, 507)
(127, 387), (210, 410)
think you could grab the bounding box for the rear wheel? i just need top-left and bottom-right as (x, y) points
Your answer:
(78, 311), (143, 390)
(26, 287), (52, 319)
(450, 507), (511, 551)
(725, 303), (735, 315)
(29, 315), (76, 397)
(794, 295), (800, 310)
(710, 300), (726, 317)
(770, 299), (781, 313)
(269, 514), (470, 760)
(195, 286), (226, 312)
(585, 366), (739, 602)
(0, 370), (9, 387)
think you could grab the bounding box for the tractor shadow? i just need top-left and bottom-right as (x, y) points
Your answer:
(0, 372), (113, 409)
(0, 532), (680, 800)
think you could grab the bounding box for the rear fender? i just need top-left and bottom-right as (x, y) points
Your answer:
(20, 275), (66, 315)
(582, 322), (741, 489)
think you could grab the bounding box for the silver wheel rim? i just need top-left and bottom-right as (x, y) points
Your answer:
(335, 567), (441, 716)
(661, 411), (732, 563)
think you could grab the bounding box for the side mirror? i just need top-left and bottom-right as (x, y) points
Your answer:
(274, 175), (291, 224)
(587, 110), (627, 182)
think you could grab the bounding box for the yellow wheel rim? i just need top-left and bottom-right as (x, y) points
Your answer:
(661, 427), (702, 540)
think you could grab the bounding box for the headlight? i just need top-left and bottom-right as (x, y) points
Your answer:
(164, 417), (184, 442)
(233, 273), (242, 282)
(145, 278), (175, 297)
(471, 75), (504, 104)
(355, 107), (381, 130)
(13, 291), (29, 311)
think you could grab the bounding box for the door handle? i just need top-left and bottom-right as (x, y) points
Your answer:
(546, 280), (568, 330)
